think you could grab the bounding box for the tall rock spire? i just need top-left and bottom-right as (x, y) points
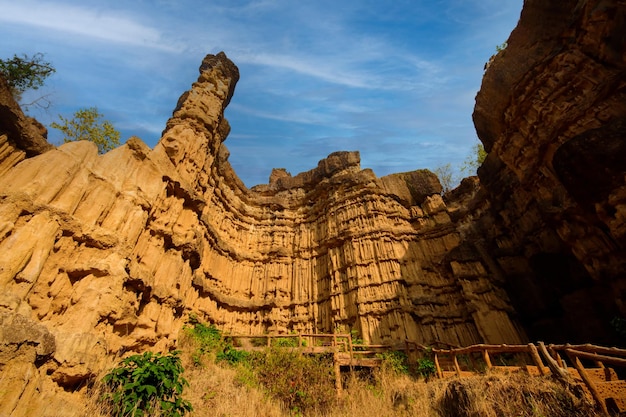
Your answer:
(155, 52), (240, 187)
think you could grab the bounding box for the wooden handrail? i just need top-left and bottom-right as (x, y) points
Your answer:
(566, 348), (626, 368)
(550, 344), (626, 358)
(226, 334), (626, 371)
(223, 333), (626, 412)
(432, 343), (533, 355)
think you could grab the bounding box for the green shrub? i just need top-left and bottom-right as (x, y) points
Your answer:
(252, 348), (335, 414)
(377, 351), (409, 375)
(183, 316), (224, 366)
(416, 357), (436, 379)
(102, 351), (192, 417)
(273, 336), (299, 347)
(184, 317), (222, 351)
(350, 329), (366, 351)
(217, 345), (250, 365)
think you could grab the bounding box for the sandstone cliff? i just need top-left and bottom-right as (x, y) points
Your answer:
(0, 53), (522, 415)
(0, 0), (624, 413)
(474, 0), (626, 344)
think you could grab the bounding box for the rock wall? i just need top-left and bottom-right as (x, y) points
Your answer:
(0, 53), (523, 415)
(474, 0), (626, 343)
(1, 0), (624, 412)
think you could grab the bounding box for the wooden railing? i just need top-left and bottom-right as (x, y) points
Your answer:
(226, 333), (391, 392)
(224, 334), (626, 410)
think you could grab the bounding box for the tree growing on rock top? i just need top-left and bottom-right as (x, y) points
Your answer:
(51, 107), (121, 154)
(461, 142), (487, 175)
(0, 52), (55, 108)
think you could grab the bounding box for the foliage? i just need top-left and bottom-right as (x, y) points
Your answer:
(434, 163), (455, 194)
(51, 106), (121, 154)
(252, 348), (335, 414)
(416, 357), (436, 379)
(350, 329), (367, 351)
(461, 142), (487, 175)
(496, 42), (508, 52)
(217, 345), (251, 365)
(184, 316), (222, 352)
(183, 316), (250, 367)
(377, 351), (410, 375)
(102, 351), (192, 417)
(350, 329), (364, 345)
(272, 336), (300, 347)
(0, 52), (55, 101)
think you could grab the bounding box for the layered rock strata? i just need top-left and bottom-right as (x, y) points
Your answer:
(0, 52), (524, 415)
(2, 0), (624, 411)
(474, 0), (626, 343)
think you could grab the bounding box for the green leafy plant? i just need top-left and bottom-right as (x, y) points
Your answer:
(217, 344), (250, 365)
(0, 52), (55, 102)
(496, 42), (508, 52)
(273, 336), (299, 347)
(183, 316), (251, 366)
(461, 142), (488, 175)
(51, 106), (121, 154)
(183, 317), (225, 366)
(252, 348), (335, 414)
(101, 351), (192, 417)
(416, 357), (436, 379)
(377, 351), (410, 375)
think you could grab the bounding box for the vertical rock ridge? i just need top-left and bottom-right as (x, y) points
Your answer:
(474, 0), (626, 343)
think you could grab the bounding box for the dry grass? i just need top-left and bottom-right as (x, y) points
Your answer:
(182, 361), (285, 417)
(77, 333), (603, 417)
(177, 361), (601, 417)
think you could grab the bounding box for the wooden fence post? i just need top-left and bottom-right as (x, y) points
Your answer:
(453, 355), (462, 377)
(333, 346), (342, 396)
(528, 343), (546, 376)
(538, 342), (569, 382)
(566, 351), (608, 416)
(483, 350), (492, 369)
(434, 353), (443, 379)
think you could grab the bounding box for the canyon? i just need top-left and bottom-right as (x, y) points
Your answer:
(0, 0), (624, 415)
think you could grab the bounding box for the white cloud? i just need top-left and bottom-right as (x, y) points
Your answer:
(0, 1), (176, 51)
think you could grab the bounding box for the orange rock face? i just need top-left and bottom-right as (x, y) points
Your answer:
(0, 53), (523, 414)
(1, 0), (624, 411)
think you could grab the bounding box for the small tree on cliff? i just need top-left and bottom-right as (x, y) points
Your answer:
(51, 107), (121, 154)
(434, 163), (455, 194)
(0, 52), (55, 108)
(461, 142), (487, 175)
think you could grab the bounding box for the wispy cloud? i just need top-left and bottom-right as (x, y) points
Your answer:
(0, 1), (177, 51)
(0, 0), (524, 187)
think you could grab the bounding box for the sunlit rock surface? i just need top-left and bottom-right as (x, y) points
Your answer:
(1, 0), (625, 411)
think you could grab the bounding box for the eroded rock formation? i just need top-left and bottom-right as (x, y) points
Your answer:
(474, 0), (626, 344)
(0, 52), (523, 415)
(0, 0), (624, 414)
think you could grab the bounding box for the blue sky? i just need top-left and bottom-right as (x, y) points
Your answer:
(0, 0), (522, 187)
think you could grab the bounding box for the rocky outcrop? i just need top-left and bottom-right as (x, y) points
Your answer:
(0, 52), (524, 415)
(473, 0), (626, 343)
(1, 0), (624, 411)
(0, 75), (53, 177)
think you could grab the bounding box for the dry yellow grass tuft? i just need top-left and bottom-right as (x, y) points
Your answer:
(176, 358), (601, 416)
(76, 329), (603, 417)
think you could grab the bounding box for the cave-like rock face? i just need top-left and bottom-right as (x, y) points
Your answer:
(474, 0), (626, 344)
(0, 53), (521, 415)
